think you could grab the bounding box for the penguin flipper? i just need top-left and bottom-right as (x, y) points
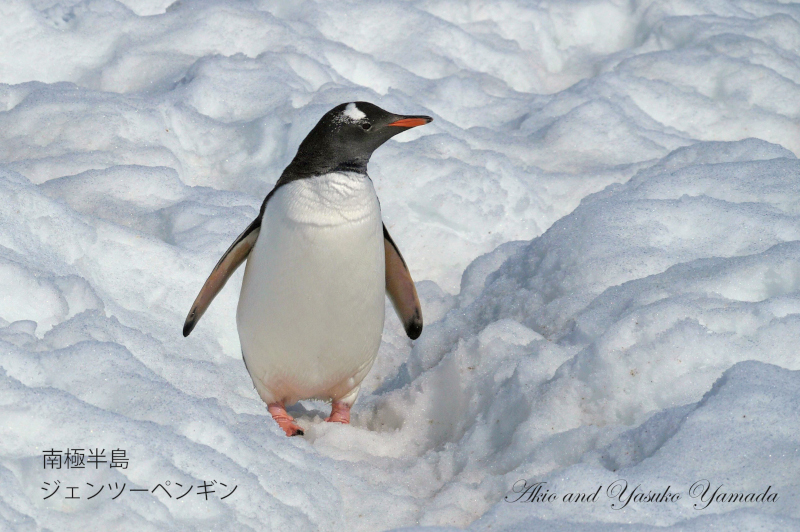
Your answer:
(383, 224), (423, 339)
(183, 219), (261, 337)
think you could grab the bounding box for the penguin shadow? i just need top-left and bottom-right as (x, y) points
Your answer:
(284, 401), (343, 433)
(283, 396), (400, 436)
(371, 362), (412, 396)
(285, 401), (326, 419)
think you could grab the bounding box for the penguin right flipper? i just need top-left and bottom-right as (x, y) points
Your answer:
(183, 218), (261, 337)
(383, 224), (423, 340)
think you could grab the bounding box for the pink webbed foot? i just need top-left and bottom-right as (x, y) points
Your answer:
(326, 401), (351, 424)
(268, 403), (304, 436)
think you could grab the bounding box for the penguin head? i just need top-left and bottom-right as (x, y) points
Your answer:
(284, 102), (432, 178)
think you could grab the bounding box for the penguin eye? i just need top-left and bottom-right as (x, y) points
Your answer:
(361, 123), (372, 130)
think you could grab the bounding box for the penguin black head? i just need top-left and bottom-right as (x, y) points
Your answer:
(281, 102), (432, 180)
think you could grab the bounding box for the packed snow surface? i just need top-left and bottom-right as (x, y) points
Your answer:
(1, 0), (800, 530)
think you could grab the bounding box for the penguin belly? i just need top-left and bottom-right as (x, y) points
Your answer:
(237, 172), (386, 407)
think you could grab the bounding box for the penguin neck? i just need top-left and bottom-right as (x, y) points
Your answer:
(259, 158), (371, 223)
(280, 154), (368, 183)
(332, 160), (369, 174)
(274, 170), (379, 226)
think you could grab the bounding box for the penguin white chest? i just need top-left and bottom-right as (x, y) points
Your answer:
(237, 172), (385, 406)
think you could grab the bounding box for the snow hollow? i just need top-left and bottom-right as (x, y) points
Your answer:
(1, 0), (799, 530)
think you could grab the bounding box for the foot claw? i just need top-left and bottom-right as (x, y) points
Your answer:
(268, 403), (304, 437)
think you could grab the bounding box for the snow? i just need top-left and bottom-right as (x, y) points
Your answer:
(1, 0), (799, 531)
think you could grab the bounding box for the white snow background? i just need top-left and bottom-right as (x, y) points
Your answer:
(1, 0), (799, 530)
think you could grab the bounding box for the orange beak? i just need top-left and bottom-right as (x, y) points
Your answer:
(387, 117), (432, 128)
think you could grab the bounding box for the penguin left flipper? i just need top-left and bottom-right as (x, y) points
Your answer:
(183, 218), (261, 337)
(383, 224), (423, 340)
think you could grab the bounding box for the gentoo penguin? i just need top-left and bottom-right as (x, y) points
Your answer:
(183, 102), (431, 436)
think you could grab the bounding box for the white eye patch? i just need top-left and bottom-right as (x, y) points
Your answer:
(342, 103), (366, 122)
